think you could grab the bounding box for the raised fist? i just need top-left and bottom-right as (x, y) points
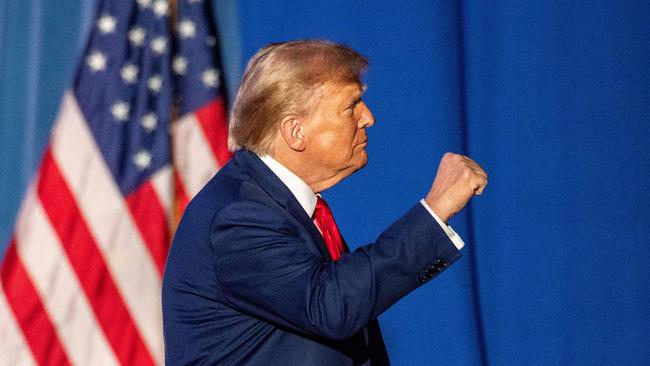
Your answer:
(425, 152), (488, 222)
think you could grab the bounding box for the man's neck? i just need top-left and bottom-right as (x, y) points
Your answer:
(268, 146), (347, 193)
(258, 154), (317, 216)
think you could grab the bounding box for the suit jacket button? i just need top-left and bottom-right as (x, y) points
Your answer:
(435, 259), (447, 270)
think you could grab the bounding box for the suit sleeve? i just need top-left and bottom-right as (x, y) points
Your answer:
(209, 200), (462, 341)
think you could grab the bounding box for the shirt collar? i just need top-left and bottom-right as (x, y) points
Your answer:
(258, 154), (317, 217)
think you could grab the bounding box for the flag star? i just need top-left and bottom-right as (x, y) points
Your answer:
(201, 68), (220, 88)
(120, 63), (139, 84)
(111, 102), (130, 121)
(133, 150), (152, 170)
(97, 14), (117, 34)
(153, 0), (168, 17)
(140, 112), (158, 132)
(128, 27), (146, 46)
(205, 36), (216, 47)
(137, 0), (152, 8)
(173, 56), (188, 75)
(178, 20), (196, 39)
(147, 75), (163, 93)
(150, 36), (167, 54)
(86, 51), (107, 72)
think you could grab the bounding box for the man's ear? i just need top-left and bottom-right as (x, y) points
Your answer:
(279, 115), (306, 151)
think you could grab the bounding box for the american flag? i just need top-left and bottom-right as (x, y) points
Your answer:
(0, 0), (230, 364)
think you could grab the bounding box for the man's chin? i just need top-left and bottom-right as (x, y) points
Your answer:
(358, 154), (368, 169)
(339, 150), (369, 175)
(341, 153), (369, 177)
(349, 150), (368, 170)
(355, 149), (368, 169)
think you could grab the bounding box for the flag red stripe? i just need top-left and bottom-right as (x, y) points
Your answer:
(126, 181), (170, 275)
(173, 170), (190, 223)
(37, 149), (156, 366)
(1, 241), (72, 366)
(195, 98), (232, 167)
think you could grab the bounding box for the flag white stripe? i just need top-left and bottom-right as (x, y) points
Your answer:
(151, 165), (173, 224)
(50, 92), (163, 363)
(14, 187), (119, 366)
(0, 284), (37, 366)
(173, 113), (219, 198)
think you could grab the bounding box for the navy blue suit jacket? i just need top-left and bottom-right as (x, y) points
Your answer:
(162, 150), (462, 365)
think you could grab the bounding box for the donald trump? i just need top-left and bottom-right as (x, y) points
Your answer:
(162, 39), (487, 365)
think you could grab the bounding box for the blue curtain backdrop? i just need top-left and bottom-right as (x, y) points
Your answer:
(1, 1), (649, 365)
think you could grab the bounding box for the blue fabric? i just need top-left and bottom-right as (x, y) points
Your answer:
(236, 2), (650, 365)
(2, 1), (650, 365)
(0, 0), (95, 247)
(162, 149), (461, 365)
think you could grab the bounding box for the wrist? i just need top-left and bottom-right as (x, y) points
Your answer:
(424, 197), (452, 223)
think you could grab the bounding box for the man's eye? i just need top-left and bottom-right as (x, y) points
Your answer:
(348, 101), (361, 113)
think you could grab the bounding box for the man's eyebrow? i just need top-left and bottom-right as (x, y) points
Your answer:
(347, 96), (363, 109)
(346, 85), (367, 108)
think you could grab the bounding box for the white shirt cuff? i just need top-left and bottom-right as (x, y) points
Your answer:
(419, 199), (465, 250)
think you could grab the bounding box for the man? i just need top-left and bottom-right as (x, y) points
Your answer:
(162, 40), (487, 365)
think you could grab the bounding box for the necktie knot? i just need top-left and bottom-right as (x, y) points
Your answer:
(313, 197), (345, 261)
(314, 196), (331, 214)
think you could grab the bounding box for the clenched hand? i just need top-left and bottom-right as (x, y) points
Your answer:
(425, 152), (488, 223)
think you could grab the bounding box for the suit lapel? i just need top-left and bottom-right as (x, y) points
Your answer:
(233, 150), (333, 261)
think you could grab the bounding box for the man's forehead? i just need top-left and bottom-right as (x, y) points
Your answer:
(320, 81), (365, 98)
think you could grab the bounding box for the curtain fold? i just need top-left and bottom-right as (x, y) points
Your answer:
(0, 0), (95, 248)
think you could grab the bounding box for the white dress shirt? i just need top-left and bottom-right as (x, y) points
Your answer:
(259, 155), (464, 250)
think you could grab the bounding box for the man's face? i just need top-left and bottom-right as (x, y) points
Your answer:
(302, 81), (375, 182)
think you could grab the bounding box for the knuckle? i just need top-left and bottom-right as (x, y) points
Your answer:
(443, 152), (455, 161)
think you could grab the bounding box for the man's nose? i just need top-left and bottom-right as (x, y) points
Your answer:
(357, 101), (375, 128)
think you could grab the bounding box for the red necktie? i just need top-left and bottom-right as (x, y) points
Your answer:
(313, 196), (346, 261)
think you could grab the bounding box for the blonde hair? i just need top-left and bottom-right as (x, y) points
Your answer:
(228, 40), (368, 154)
